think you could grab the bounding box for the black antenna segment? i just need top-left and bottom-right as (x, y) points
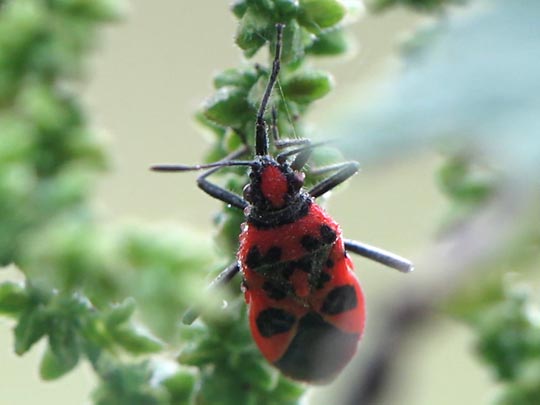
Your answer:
(151, 160), (254, 172)
(255, 23), (284, 157)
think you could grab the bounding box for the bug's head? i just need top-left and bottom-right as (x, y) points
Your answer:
(243, 156), (305, 211)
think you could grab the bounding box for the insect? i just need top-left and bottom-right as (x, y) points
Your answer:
(152, 24), (413, 384)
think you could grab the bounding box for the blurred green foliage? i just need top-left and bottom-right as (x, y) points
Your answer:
(0, 0), (213, 403)
(439, 157), (540, 404)
(358, 1), (540, 403)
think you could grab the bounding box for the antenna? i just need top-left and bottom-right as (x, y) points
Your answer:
(255, 23), (284, 157)
(151, 160), (254, 172)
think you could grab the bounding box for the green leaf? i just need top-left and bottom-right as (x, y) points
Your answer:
(92, 359), (168, 405)
(195, 111), (228, 138)
(231, 0), (248, 18)
(40, 345), (80, 381)
(307, 28), (348, 55)
(475, 287), (540, 382)
(0, 282), (29, 316)
(162, 370), (197, 404)
(280, 19), (306, 64)
(203, 86), (253, 127)
(105, 298), (136, 327)
(0, 115), (35, 163)
(0, 0), (46, 52)
(178, 339), (224, 366)
(274, 0), (299, 19)
(282, 69), (333, 103)
(235, 8), (269, 56)
(298, 0), (346, 33)
(223, 128), (245, 152)
(14, 308), (49, 355)
(240, 357), (279, 391)
(111, 325), (163, 354)
(48, 322), (81, 371)
(17, 82), (77, 135)
(213, 67), (258, 89)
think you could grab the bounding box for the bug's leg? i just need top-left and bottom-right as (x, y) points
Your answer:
(344, 239), (414, 273)
(196, 147), (249, 210)
(182, 262), (241, 325)
(196, 167), (248, 210)
(308, 161), (360, 199)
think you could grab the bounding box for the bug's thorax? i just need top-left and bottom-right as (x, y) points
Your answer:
(243, 156), (310, 228)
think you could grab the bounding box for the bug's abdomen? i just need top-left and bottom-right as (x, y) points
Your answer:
(239, 202), (366, 382)
(245, 253), (365, 383)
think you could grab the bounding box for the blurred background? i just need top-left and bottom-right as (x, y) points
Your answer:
(0, 1), (508, 404)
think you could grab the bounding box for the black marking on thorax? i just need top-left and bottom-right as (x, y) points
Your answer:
(247, 194), (312, 229)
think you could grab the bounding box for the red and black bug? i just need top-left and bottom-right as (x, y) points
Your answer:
(152, 24), (413, 384)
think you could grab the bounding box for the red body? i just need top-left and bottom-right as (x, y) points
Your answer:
(238, 170), (365, 383)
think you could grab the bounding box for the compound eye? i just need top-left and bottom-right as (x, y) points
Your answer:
(243, 184), (253, 202)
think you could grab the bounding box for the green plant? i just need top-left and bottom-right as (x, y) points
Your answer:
(0, 0), (361, 403)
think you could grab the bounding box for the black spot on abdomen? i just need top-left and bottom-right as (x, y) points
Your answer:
(256, 308), (296, 338)
(320, 225), (337, 244)
(263, 281), (288, 300)
(321, 285), (358, 315)
(301, 235), (320, 252)
(274, 312), (359, 382)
